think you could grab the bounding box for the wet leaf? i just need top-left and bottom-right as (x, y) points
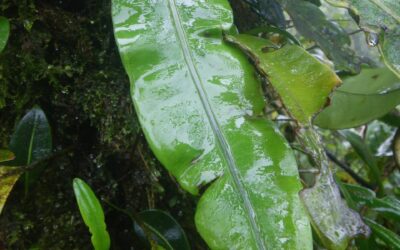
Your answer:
(314, 67), (400, 129)
(0, 16), (9, 53)
(278, 0), (361, 73)
(0, 149), (14, 163)
(364, 217), (400, 249)
(0, 167), (22, 215)
(325, 0), (400, 76)
(225, 33), (367, 249)
(344, 184), (400, 221)
(134, 209), (190, 250)
(380, 26), (400, 77)
(301, 171), (371, 250)
(112, 1), (312, 249)
(225, 34), (341, 123)
(339, 131), (382, 190)
(73, 178), (110, 250)
(244, 0), (286, 28)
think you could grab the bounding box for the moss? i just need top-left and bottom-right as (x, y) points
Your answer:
(0, 0), (206, 249)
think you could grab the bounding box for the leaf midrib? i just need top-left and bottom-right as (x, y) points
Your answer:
(166, 1), (266, 249)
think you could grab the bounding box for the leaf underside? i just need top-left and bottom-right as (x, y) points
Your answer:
(112, 0), (312, 249)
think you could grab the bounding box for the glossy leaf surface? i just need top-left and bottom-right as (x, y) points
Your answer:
(112, 1), (312, 249)
(6, 107), (52, 193)
(314, 67), (400, 129)
(225, 34), (341, 123)
(278, 0), (360, 73)
(8, 107), (52, 166)
(73, 178), (110, 250)
(0, 16), (9, 53)
(364, 217), (400, 249)
(134, 209), (190, 250)
(325, 0), (400, 76)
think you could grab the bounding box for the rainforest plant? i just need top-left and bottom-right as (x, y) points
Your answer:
(0, 0), (399, 249)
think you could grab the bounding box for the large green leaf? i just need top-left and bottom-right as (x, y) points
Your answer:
(0, 16), (10, 53)
(7, 107), (52, 193)
(112, 0), (312, 249)
(278, 0), (360, 73)
(73, 178), (111, 250)
(225, 34), (369, 249)
(134, 209), (191, 250)
(244, 0), (286, 28)
(314, 67), (400, 129)
(225, 34), (341, 123)
(325, 0), (400, 76)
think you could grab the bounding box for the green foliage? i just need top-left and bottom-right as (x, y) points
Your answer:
(134, 209), (191, 250)
(73, 178), (110, 250)
(225, 34), (340, 123)
(0, 16), (9, 53)
(113, 0), (312, 249)
(278, 0), (361, 73)
(315, 67), (400, 129)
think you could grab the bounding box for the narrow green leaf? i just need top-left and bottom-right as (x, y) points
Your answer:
(0, 149), (14, 163)
(0, 16), (10, 53)
(278, 0), (361, 73)
(364, 217), (400, 249)
(0, 167), (22, 215)
(314, 67), (400, 129)
(73, 178), (110, 250)
(344, 184), (400, 221)
(339, 131), (382, 190)
(225, 34), (341, 123)
(134, 209), (190, 250)
(112, 1), (312, 249)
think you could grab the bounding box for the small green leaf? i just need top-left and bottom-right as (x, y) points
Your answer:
(339, 130), (382, 190)
(8, 107), (52, 166)
(344, 184), (400, 221)
(278, 0), (361, 73)
(0, 149), (15, 163)
(225, 34), (341, 123)
(73, 178), (110, 250)
(0, 16), (10, 53)
(364, 217), (400, 249)
(314, 67), (400, 129)
(134, 209), (191, 250)
(0, 167), (22, 215)
(6, 107), (52, 194)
